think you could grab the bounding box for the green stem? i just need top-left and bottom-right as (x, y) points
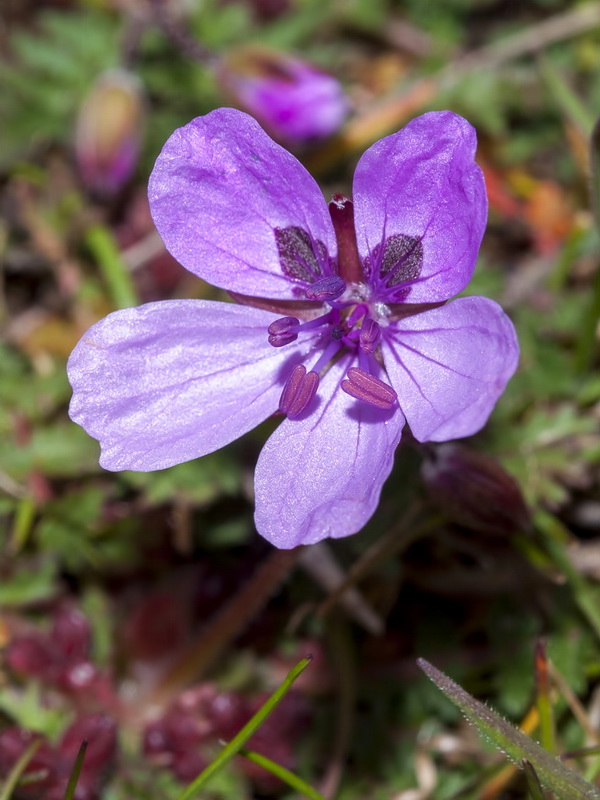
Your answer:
(534, 510), (600, 643)
(0, 738), (42, 800)
(238, 748), (327, 800)
(535, 641), (555, 755)
(175, 657), (312, 800)
(84, 224), (139, 309)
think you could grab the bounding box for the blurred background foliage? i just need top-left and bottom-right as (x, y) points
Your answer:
(1, 0), (600, 798)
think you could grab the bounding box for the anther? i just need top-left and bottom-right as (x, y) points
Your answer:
(359, 319), (381, 353)
(268, 316), (300, 347)
(279, 364), (319, 419)
(305, 276), (346, 302)
(341, 367), (397, 410)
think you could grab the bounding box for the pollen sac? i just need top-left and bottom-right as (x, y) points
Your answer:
(359, 319), (381, 353)
(280, 364), (319, 419)
(305, 276), (346, 302)
(268, 316), (300, 347)
(341, 367), (397, 409)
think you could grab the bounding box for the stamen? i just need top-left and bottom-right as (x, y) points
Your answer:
(341, 367), (397, 409)
(311, 339), (343, 374)
(305, 276), (346, 302)
(279, 364), (319, 419)
(359, 319), (381, 353)
(268, 316), (300, 347)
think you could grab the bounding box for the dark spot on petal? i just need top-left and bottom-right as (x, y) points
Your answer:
(275, 226), (325, 283)
(378, 234), (423, 287)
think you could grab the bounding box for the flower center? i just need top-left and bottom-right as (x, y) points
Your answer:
(267, 194), (399, 419)
(268, 275), (397, 418)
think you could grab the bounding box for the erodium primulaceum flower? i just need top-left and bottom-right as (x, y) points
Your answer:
(215, 46), (348, 145)
(67, 108), (519, 549)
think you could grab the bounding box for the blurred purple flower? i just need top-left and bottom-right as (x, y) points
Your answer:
(75, 70), (144, 197)
(67, 108), (518, 548)
(216, 46), (348, 144)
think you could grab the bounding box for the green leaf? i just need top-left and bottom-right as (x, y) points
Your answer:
(36, 487), (105, 566)
(0, 559), (58, 606)
(523, 760), (549, 800)
(0, 9), (120, 163)
(123, 451), (241, 506)
(0, 684), (64, 738)
(418, 658), (600, 800)
(0, 423), (100, 482)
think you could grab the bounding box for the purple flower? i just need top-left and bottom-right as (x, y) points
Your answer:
(67, 108), (519, 549)
(216, 46), (348, 144)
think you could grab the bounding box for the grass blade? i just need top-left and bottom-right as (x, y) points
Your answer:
(238, 748), (327, 800)
(84, 223), (139, 309)
(62, 739), (87, 800)
(0, 738), (42, 800)
(175, 656), (312, 800)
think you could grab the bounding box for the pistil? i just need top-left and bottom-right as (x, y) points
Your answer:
(328, 194), (363, 284)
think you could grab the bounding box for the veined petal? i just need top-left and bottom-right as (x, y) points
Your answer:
(67, 300), (319, 471)
(353, 111), (487, 303)
(382, 296), (519, 442)
(254, 357), (405, 548)
(149, 108), (336, 299)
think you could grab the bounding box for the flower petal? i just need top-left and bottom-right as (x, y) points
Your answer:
(353, 111), (487, 303)
(254, 357), (405, 548)
(67, 300), (319, 471)
(383, 296), (519, 442)
(148, 108), (336, 299)
(216, 47), (348, 144)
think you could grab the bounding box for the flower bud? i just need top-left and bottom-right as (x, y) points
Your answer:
(75, 70), (144, 197)
(216, 46), (348, 145)
(421, 443), (530, 537)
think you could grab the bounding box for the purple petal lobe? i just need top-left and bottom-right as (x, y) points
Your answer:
(67, 300), (319, 471)
(341, 367), (397, 409)
(304, 276), (346, 301)
(353, 111), (487, 303)
(279, 364), (319, 418)
(382, 296), (519, 442)
(149, 108), (336, 299)
(254, 358), (405, 548)
(268, 316), (300, 347)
